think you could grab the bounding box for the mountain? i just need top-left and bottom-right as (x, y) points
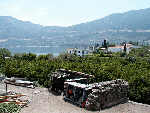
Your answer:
(0, 16), (43, 38)
(70, 8), (150, 31)
(0, 8), (150, 55)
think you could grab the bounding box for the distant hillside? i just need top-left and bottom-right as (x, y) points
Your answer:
(0, 16), (43, 38)
(70, 8), (150, 31)
(0, 8), (150, 54)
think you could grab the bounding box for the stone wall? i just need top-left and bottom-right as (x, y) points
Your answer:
(50, 69), (93, 93)
(50, 69), (129, 111)
(85, 79), (129, 111)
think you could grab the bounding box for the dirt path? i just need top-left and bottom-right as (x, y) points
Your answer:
(1, 83), (150, 113)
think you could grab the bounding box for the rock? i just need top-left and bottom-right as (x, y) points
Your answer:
(85, 79), (129, 111)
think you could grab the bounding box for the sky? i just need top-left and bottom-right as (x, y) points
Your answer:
(0, 0), (150, 26)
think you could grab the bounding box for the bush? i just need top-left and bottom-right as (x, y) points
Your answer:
(0, 46), (150, 105)
(0, 103), (21, 113)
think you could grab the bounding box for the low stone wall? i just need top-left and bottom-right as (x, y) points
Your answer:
(85, 79), (129, 111)
(50, 69), (94, 92)
(51, 69), (129, 111)
(53, 69), (93, 79)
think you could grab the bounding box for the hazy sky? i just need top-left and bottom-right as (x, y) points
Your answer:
(0, 0), (150, 26)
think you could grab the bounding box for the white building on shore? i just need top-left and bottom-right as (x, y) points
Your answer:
(67, 48), (89, 57)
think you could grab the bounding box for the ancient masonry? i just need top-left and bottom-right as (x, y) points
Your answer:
(85, 79), (128, 110)
(50, 69), (129, 111)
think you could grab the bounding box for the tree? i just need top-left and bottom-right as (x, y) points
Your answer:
(0, 48), (11, 58)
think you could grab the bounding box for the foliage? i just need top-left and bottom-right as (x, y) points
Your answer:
(0, 46), (150, 105)
(37, 54), (53, 60)
(0, 103), (21, 113)
(14, 53), (36, 61)
(0, 48), (11, 58)
(129, 46), (150, 57)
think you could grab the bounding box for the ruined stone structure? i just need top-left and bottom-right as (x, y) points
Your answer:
(50, 69), (129, 111)
(85, 79), (129, 110)
(50, 69), (93, 93)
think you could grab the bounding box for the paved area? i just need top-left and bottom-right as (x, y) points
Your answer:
(0, 82), (150, 113)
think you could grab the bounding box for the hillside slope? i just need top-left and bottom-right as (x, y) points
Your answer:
(0, 8), (150, 54)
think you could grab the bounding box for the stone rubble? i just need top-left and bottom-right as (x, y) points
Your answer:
(85, 79), (129, 111)
(51, 69), (129, 111)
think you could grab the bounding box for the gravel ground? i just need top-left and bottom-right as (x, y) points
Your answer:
(0, 82), (150, 113)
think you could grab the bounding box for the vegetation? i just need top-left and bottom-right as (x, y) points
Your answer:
(0, 103), (21, 113)
(0, 47), (150, 105)
(0, 48), (11, 58)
